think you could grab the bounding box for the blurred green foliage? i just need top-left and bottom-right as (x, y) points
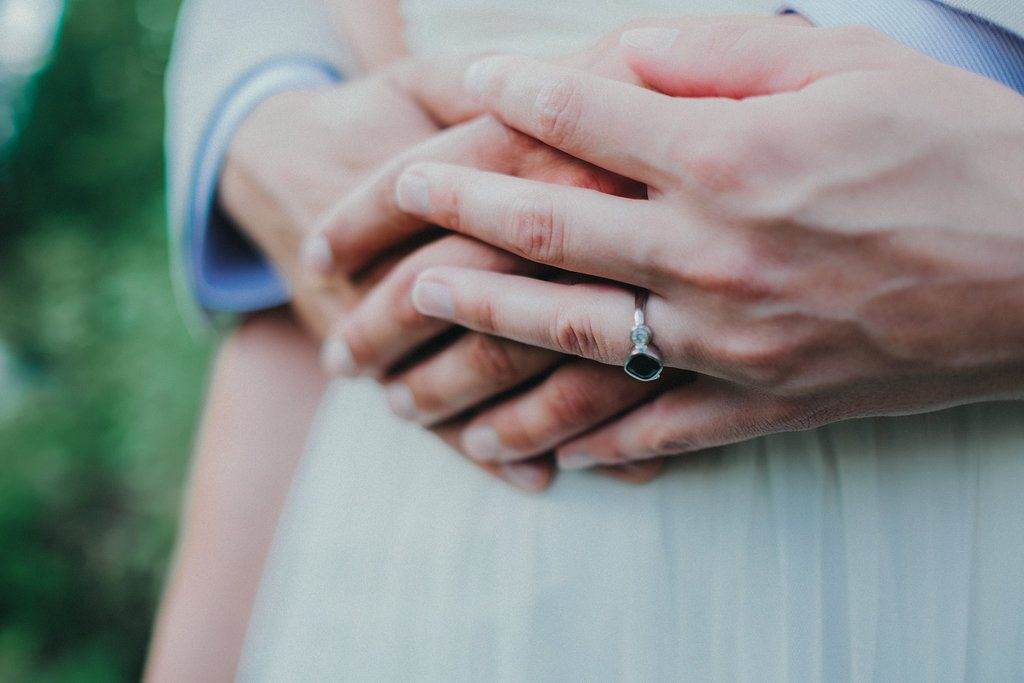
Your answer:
(0, 0), (213, 679)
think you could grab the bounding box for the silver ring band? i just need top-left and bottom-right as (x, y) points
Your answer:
(624, 289), (663, 382)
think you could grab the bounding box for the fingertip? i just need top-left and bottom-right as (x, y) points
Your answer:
(463, 54), (517, 100)
(395, 168), (431, 215)
(385, 382), (420, 421)
(411, 279), (455, 319)
(557, 451), (598, 471)
(301, 233), (334, 277)
(320, 336), (358, 377)
(597, 459), (665, 484)
(498, 460), (554, 493)
(619, 27), (680, 56)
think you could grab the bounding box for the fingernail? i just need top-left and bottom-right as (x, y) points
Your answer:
(558, 452), (597, 471)
(619, 27), (679, 54)
(411, 280), (455, 319)
(464, 57), (502, 98)
(462, 425), (515, 462)
(385, 383), (418, 420)
(395, 172), (430, 214)
(499, 462), (549, 492)
(301, 234), (333, 275)
(320, 337), (358, 376)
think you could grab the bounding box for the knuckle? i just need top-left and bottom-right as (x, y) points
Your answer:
(467, 295), (500, 336)
(643, 424), (699, 457)
(550, 306), (608, 362)
(673, 125), (752, 195)
(718, 330), (794, 389)
(464, 335), (521, 384)
(544, 376), (603, 428)
(435, 179), (464, 232)
(680, 244), (777, 301)
(504, 192), (566, 265)
(533, 74), (585, 148)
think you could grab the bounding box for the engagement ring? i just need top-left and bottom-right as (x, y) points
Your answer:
(624, 290), (663, 382)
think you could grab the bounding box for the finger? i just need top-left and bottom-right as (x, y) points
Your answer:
(395, 163), (665, 286)
(389, 53), (488, 125)
(554, 377), (809, 469)
(321, 236), (539, 377)
(618, 19), (906, 99)
(431, 422), (555, 493)
(384, 333), (560, 425)
(305, 118), (520, 277)
(412, 268), (639, 367)
(458, 361), (667, 464)
(463, 55), (738, 187)
(308, 116), (640, 279)
(594, 459), (666, 484)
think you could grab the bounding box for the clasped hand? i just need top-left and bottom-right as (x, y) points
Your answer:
(228, 16), (1024, 487)
(390, 19), (1024, 470)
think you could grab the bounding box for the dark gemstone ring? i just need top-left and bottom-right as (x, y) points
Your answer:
(624, 290), (664, 382)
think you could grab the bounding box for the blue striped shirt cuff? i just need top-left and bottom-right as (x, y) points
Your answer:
(782, 0), (1024, 95)
(186, 58), (341, 313)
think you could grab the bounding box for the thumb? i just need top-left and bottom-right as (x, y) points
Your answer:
(617, 16), (900, 99)
(391, 54), (492, 126)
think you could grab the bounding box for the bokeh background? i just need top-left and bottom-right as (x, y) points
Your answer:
(0, 0), (213, 678)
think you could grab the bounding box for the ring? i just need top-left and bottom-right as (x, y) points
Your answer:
(624, 290), (663, 382)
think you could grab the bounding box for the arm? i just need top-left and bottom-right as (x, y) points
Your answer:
(149, 1), (352, 677)
(165, 0), (351, 320)
(145, 316), (326, 682)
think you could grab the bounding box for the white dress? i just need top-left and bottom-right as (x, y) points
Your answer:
(238, 2), (1024, 680)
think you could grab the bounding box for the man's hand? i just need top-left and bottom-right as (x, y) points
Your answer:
(393, 19), (1024, 469)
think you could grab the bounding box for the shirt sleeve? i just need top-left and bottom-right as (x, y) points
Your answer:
(165, 0), (354, 325)
(780, 0), (1024, 95)
(186, 60), (341, 313)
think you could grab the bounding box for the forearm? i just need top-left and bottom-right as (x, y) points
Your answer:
(145, 314), (326, 681)
(166, 0), (350, 316)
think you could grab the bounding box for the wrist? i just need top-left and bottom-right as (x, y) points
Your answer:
(220, 89), (321, 232)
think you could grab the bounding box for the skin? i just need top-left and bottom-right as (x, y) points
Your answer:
(223, 29), (751, 487)
(145, 315), (326, 682)
(328, 0), (408, 71)
(393, 19), (1024, 470)
(219, 56), (481, 338)
(314, 16), (801, 474)
(147, 58), (484, 680)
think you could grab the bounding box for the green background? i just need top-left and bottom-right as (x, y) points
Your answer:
(0, 0), (213, 679)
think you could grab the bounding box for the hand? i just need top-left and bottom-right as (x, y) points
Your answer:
(218, 60), (577, 491)
(307, 34), (690, 486)
(219, 57), (479, 336)
(394, 19), (1024, 469)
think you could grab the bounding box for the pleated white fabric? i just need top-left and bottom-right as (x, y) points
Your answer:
(240, 383), (1024, 681)
(239, 3), (1024, 680)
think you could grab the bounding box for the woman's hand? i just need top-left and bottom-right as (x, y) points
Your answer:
(393, 19), (1024, 469)
(220, 57), (480, 336)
